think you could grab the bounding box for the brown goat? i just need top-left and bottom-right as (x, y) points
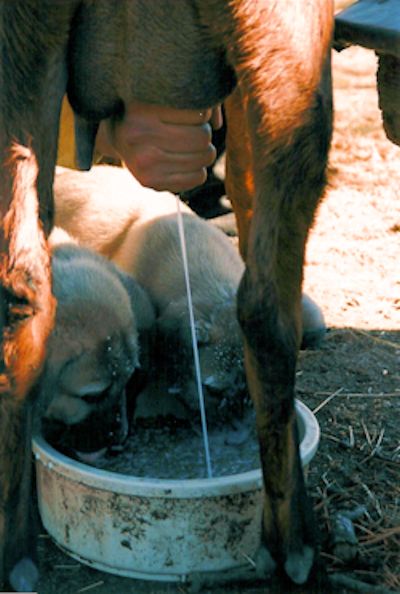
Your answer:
(0, 1), (333, 590)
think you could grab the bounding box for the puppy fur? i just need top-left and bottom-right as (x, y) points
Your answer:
(38, 228), (155, 455)
(54, 165), (324, 423)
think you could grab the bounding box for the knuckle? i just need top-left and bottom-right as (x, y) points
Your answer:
(205, 144), (217, 167)
(170, 170), (206, 193)
(131, 155), (161, 189)
(134, 145), (160, 171)
(201, 122), (212, 144)
(123, 122), (147, 144)
(195, 168), (207, 187)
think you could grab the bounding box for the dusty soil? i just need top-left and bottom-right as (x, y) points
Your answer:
(299, 44), (400, 593)
(33, 45), (399, 594)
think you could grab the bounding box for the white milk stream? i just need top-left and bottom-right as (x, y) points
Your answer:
(175, 196), (213, 478)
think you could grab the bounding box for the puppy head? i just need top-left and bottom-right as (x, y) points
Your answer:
(156, 296), (247, 424)
(196, 299), (247, 422)
(41, 242), (149, 457)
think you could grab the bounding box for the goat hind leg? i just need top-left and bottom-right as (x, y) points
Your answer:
(0, 146), (56, 591)
(236, 62), (332, 584)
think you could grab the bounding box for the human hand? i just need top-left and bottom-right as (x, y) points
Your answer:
(95, 101), (223, 193)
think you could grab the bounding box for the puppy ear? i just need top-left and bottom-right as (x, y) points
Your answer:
(156, 300), (187, 341)
(115, 270), (155, 333)
(156, 300), (193, 367)
(157, 301), (211, 348)
(115, 271), (156, 387)
(195, 319), (211, 345)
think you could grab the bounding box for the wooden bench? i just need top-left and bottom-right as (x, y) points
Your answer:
(335, 0), (400, 144)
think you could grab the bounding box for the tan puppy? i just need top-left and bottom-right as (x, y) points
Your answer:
(111, 210), (247, 422)
(39, 228), (155, 457)
(54, 166), (325, 422)
(53, 165), (193, 259)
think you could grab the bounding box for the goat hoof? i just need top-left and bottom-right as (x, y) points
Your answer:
(9, 557), (39, 592)
(284, 545), (314, 585)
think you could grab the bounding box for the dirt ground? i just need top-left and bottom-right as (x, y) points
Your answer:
(32, 42), (400, 594)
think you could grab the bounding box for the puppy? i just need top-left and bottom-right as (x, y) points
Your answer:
(113, 211), (247, 423)
(38, 228), (155, 458)
(53, 165), (193, 259)
(53, 166), (325, 423)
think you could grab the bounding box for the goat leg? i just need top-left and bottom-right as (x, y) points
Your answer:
(0, 146), (56, 590)
(223, 3), (333, 581)
(0, 4), (78, 586)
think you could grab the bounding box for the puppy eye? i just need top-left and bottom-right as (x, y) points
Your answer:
(202, 375), (224, 395)
(80, 389), (109, 404)
(74, 380), (112, 404)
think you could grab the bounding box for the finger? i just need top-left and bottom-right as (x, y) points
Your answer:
(153, 169), (208, 193)
(124, 158), (208, 193)
(131, 144), (217, 179)
(160, 145), (217, 172)
(160, 122), (212, 152)
(123, 122), (213, 153)
(211, 105), (223, 130)
(114, 101), (212, 134)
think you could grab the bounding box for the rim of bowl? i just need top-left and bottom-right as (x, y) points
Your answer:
(32, 399), (320, 499)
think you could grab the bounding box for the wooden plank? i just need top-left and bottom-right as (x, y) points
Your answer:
(335, 0), (400, 56)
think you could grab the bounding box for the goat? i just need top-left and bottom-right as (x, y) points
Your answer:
(0, 1), (333, 589)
